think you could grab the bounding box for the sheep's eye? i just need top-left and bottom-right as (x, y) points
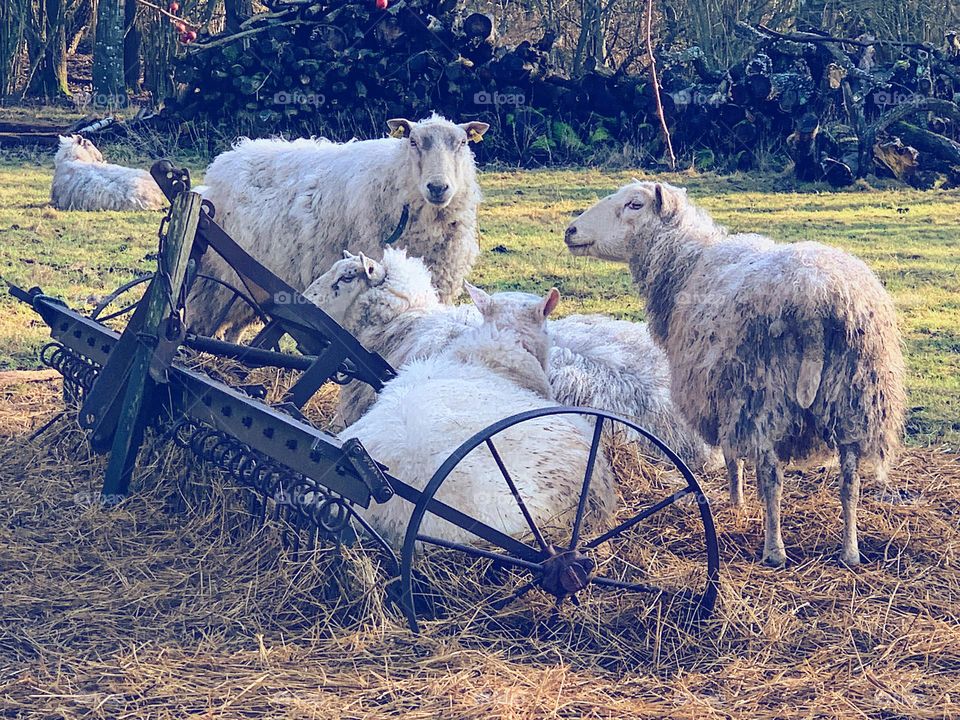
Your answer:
(626, 200), (643, 210)
(410, 139), (418, 148)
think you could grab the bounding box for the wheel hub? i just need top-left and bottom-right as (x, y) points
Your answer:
(539, 546), (596, 598)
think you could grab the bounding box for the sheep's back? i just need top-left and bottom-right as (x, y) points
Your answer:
(201, 137), (409, 289)
(344, 357), (609, 546)
(665, 238), (904, 462)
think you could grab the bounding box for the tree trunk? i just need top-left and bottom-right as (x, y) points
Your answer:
(224, 0), (253, 33)
(0, 1), (23, 97)
(93, 0), (124, 105)
(25, 0), (70, 99)
(123, 0), (141, 91)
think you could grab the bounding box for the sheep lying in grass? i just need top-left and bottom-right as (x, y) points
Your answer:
(305, 248), (719, 471)
(342, 284), (616, 547)
(190, 114), (488, 339)
(565, 180), (906, 567)
(50, 135), (167, 211)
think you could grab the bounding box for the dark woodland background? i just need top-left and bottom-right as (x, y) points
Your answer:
(3, 0), (960, 183)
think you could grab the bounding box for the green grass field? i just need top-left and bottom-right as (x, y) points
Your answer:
(1, 156), (957, 446)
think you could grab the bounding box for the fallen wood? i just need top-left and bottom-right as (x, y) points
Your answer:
(890, 120), (960, 165)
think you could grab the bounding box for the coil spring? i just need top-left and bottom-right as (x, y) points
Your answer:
(41, 342), (101, 403)
(171, 419), (353, 541)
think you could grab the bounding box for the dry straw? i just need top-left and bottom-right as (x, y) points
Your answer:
(0, 372), (957, 719)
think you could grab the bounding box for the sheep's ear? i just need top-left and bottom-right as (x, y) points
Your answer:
(539, 288), (560, 318)
(465, 282), (492, 315)
(653, 183), (682, 220)
(342, 250), (358, 260)
(459, 121), (490, 143)
(358, 252), (378, 280)
(387, 118), (413, 139)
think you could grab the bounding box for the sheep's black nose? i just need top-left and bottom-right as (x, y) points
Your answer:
(427, 182), (449, 198)
(564, 225), (577, 243)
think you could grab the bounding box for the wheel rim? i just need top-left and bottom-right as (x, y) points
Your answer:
(397, 406), (720, 633)
(92, 272), (271, 330)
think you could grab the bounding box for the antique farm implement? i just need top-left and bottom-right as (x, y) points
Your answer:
(10, 161), (720, 630)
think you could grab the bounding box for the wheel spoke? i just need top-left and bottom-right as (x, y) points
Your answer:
(590, 576), (663, 594)
(416, 533), (544, 573)
(485, 438), (549, 551)
(585, 487), (693, 549)
(568, 416), (604, 550)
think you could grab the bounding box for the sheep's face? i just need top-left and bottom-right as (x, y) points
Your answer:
(465, 284), (560, 369)
(55, 135), (104, 164)
(387, 117), (489, 208)
(564, 181), (687, 262)
(303, 251), (385, 324)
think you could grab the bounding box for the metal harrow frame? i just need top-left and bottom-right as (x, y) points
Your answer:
(11, 161), (720, 631)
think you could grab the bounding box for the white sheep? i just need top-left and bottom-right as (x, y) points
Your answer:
(342, 284), (617, 547)
(189, 114), (488, 340)
(304, 248), (720, 471)
(50, 135), (167, 211)
(565, 180), (906, 567)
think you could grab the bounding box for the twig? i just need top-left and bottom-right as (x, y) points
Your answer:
(134, 0), (199, 30)
(644, 0), (675, 170)
(188, 19), (300, 52)
(754, 23), (933, 51)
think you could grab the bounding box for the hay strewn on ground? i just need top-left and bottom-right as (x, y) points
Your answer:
(1, 375), (958, 719)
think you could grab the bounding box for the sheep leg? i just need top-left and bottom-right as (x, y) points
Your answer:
(757, 453), (786, 567)
(725, 453), (745, 507)
(839, 445), (862, 566)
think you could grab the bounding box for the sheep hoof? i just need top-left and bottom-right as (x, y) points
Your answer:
(840, 550), (862, 567)
(762, 548), (787, 568)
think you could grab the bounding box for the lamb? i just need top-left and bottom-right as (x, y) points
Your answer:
(564, 180), (906, 567)
(189, 113), (488, 340)
(342, 284), (617, 547)
(50, 135), (167, 211)
(304, 248), (720, 471)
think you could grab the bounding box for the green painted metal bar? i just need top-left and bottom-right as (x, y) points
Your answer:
(101, 190), (204, 498)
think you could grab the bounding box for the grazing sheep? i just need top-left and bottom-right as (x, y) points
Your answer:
(342, 285), (617, 547)
(50, 135), (167, 211)
(190, 114), (488, 339)
(305, 248), (719, 471)
(565, 180), (906, 567)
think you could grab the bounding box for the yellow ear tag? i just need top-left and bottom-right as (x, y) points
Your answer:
(468, 128), (483, 143)
(390, 126), (406, 139)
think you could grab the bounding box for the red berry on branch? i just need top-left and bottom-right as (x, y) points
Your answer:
(168, 2), (180, 12)
(376, 0), (388, 9)
(174, 20), (187, 32)
(185, 30), (197, 42)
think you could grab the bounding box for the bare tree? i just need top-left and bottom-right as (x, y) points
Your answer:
(224, 0), (253, 32)
(24, 0), (70, 98)
(93, 0), (124, 103)
(124, 0), (141, 90)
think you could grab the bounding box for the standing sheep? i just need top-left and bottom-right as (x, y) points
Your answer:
(565, 180), (906, 567)
(304, 248), (720, 471)
(343, 285), (617, 547)
(50, 135), (167, 211)
(190, 114), (488, 339)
